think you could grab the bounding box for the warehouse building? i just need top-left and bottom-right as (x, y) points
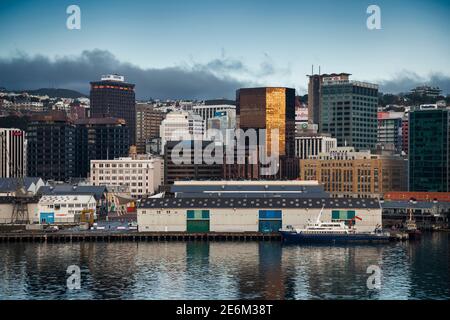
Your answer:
(137, 197), (381, 233)
(37, 194), (97, 224)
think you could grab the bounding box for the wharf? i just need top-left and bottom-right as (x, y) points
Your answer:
(0, 231), (282, 243)
(0, 231), (411, 243)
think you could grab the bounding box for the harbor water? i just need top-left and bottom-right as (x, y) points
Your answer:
(0, 232), (448, 300)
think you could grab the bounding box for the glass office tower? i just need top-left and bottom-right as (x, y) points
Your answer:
(409, 108), (450, 192)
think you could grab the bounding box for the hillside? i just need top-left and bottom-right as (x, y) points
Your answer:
(19, 88), (87, 99)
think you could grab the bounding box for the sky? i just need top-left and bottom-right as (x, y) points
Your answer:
(0, 0), (449, 99)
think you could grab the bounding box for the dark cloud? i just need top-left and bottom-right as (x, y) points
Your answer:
(379, 71), (450, 95)
(0, 50), (252, 100)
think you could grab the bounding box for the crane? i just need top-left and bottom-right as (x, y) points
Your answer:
(0, 129), (30, 224)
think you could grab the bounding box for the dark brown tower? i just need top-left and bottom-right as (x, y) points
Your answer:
(90, 75), (136, 145)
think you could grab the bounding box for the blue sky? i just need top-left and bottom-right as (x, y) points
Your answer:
(0, 0), (449, 99)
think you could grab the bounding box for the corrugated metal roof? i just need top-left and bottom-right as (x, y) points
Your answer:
(0, 178), (42, 192)
(138, 197), (380, 209)
(381, 201), (450, 210)
(38, 185), (107, 200)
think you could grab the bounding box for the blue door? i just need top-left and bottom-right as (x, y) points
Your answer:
(258, 210), (282, 233)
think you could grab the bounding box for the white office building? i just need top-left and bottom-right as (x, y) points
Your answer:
(193, 104), (236, 125)
(0, 128), (27, 178)
(90, 156), (163, 198)
(160, 111), (204, 151)
(295, 134), (337, 159)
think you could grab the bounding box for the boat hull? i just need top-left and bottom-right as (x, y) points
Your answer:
(407, 229), (422, 240)
(280, 231), (391, 244)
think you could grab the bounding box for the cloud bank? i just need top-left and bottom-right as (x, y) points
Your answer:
(1, 50), (448, 99)
(0, 50), (253, 100)
(378, 71), (450, 95)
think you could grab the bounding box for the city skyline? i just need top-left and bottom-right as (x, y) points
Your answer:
(0, 0), (449, 99)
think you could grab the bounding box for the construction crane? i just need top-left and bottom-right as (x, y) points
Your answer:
(80, 209), (95, 227)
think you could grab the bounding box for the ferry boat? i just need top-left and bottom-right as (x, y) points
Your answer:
(280, 206), (390, 244)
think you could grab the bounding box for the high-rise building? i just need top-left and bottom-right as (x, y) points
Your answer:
(0, 128), (27, 178)
(377, 111), (404, 154)
(75, 117), (130, 178)
(320, 75), (378, 151)
(409, 108), (450, 192)
(90, 75), (136, 145)
(135, 103), (166, 154)
(159, 111), (204, 152)
(299, 147), (408, 198)
(235, 87), (297, 179)
(26, 112), (76, 181)
(237, 87), (295, 156)
(307, 74), (325, 126)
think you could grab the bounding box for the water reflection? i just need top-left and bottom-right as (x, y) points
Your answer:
(0, 233), (448, 300)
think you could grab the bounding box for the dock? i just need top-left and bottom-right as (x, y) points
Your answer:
(0, 231), (282, 243)
(0, 230), (413, 243)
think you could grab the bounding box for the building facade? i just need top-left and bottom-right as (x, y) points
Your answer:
(307, 73), (324, 126)
(192, 104), (236, 128)
(320, 75), (378, 151)
(159, 111), (204, 152)
(37, 194), (97, 224)
(26, 112), (76, 182)
(409, 108), (450, 192)
(0, 128), (26, 178)
(90, 156), (163, 198)
(206, 109), (236, 144)
(90, 75), (136, 145)
(295, 134), (337, 159)
(237, 87), (295, 157)
(137, 197), (382, 234)
(164, 140), (223, 185)
(377, 111), (404, 154)
(411, 85), (442, 98)
(135, 103), (166, 154)
(299, 147), (408, 198)
(402, 117), (409, 154)
(235, 87), (297, 179)
(75, 118), (130, 178)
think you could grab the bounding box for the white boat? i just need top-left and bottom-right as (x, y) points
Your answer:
(280, 206), (390, 243)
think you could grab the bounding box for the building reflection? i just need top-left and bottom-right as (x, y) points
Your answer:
(0, 234), (448, 299)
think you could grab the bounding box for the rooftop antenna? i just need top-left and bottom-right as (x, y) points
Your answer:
(319, 65), (321, 76)
(311, 65), (314, 75)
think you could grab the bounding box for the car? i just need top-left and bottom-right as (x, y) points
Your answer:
(44, 225), (59, 233)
